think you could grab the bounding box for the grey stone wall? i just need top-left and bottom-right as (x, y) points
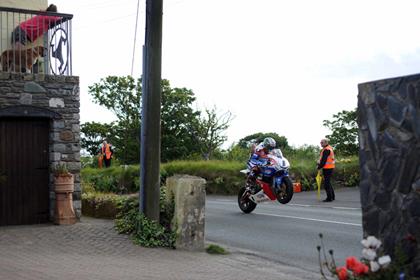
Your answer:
(0, 72), (81, 220)
(358, 73), (420, 276)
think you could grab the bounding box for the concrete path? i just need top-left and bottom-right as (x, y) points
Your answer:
(0, 217), (321, 280)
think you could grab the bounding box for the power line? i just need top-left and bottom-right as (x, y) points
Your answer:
(131, 0), (141, 77)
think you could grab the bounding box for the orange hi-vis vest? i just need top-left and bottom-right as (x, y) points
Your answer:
(319, 145), (335, 169)
(102, 144), (112, 160)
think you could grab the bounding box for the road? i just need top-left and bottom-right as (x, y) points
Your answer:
(205, 187), (363, 273)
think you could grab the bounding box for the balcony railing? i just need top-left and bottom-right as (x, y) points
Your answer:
(0, 7), (73, 75)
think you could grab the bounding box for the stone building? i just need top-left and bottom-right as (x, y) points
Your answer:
(0, 3), (79, 225)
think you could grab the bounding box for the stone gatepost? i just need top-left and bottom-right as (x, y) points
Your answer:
(166, 175), (206, 251)
(358, 73), (420, 277)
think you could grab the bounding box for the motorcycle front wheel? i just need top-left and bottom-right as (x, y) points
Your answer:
(276, 176), (294, 204)
(237, 186), (257, 214)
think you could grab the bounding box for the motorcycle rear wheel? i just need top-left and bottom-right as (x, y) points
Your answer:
(276, 176), (293, 204)
(238, 186), (257, 214)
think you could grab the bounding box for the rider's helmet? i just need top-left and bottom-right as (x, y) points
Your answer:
(262, 137), (276, 151)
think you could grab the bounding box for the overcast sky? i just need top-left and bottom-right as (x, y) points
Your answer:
(53, 0), (420, 148)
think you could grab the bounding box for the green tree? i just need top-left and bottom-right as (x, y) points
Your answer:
(80, 121), (113, 156)
(89, 76), (140, 122)
(322, 109), (358, 156)
(160, 81), (201, 162)
(88, 76), (140, 164)
(194, 107), (234, 160)
(237, 132), (289, 150)
(86, 76), (217, 163)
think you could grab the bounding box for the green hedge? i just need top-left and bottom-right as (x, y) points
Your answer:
(162, 160), (245, 195)
(81, 158), (360, 195)
(81, 192), (132, 218)
(289, 156), (360, 191)
(81, 165), (140, 194)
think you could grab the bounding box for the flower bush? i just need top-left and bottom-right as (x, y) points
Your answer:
(317, 233), (410, 280)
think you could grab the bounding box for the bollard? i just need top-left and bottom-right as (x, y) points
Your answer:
(166, 175), (206, 251)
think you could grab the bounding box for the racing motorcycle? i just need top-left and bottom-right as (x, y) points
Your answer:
(238, 149), (294, 213)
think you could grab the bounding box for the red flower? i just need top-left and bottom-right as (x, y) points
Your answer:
(353, 262), (369, 276)
(336, 266), (348, 280)
(346, 256), (359, 271)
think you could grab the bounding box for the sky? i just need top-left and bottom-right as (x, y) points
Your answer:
(53, 0), (420, 149)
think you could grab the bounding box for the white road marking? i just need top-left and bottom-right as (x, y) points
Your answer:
(207, 200), (362, 226)
(209, 200), (361, 211)
(256, 212), (362, 227)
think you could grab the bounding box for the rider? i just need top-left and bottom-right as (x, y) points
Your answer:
(246, 137), (291, 203)
(247, 137), (278, 182)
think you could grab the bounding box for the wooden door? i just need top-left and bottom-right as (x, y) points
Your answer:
(0, 118), (50, 225)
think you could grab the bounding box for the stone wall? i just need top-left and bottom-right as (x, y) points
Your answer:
(358, 73), (420, 276)
(0, 72), (81, 220)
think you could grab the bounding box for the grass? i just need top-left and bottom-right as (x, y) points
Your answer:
(206, 244), (229, 255)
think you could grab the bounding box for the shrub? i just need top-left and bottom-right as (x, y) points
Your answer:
(81, 191), (130, 219)
(81, 165), (139, 193)
(114, 190), (175, 248)
(82, 186), (176, 248)
(290, 155), (359, 190)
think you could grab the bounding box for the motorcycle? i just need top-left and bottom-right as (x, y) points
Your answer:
(238, 149), (294, 213)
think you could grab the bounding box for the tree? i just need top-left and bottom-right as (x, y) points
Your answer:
(80, 121), (113, 156)
(194, 107), (234, 160)
(160, 81), (201, 162)
(88, 76), (140, 164)
(237, 132), (289, 150)
(86, 76), (215, 163)
(89, 76), (140, 123)
(322, 109), (358, 156)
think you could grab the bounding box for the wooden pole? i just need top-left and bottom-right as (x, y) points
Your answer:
(140, 0), (163, 222)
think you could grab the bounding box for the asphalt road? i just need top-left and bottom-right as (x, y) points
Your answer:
(205, 187), (363, 273)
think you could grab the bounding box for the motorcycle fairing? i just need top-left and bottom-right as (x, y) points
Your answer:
(257, 179), (276, 200)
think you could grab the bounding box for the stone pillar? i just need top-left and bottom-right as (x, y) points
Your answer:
(166, 175), (206, 251)
(358, 73), (420, 276)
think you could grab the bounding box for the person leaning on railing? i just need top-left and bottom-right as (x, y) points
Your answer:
(11, 4), (62, 49)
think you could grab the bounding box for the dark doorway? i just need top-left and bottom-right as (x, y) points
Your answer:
(0, 118), (50, 225)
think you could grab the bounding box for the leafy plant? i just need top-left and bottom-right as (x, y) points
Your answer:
(114, 191), (175, 248)
(132, 213), (176, 248)
(53, 162), (71, 177)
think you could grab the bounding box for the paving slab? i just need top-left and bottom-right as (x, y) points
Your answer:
(0, 217), (320, 280)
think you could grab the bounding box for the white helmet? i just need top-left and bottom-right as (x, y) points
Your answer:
(263, 137), (276, 150)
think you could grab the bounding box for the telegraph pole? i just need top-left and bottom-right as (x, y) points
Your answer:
(140, 0), (163, 222)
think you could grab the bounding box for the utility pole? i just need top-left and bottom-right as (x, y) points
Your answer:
(140, 0), (163, 222)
